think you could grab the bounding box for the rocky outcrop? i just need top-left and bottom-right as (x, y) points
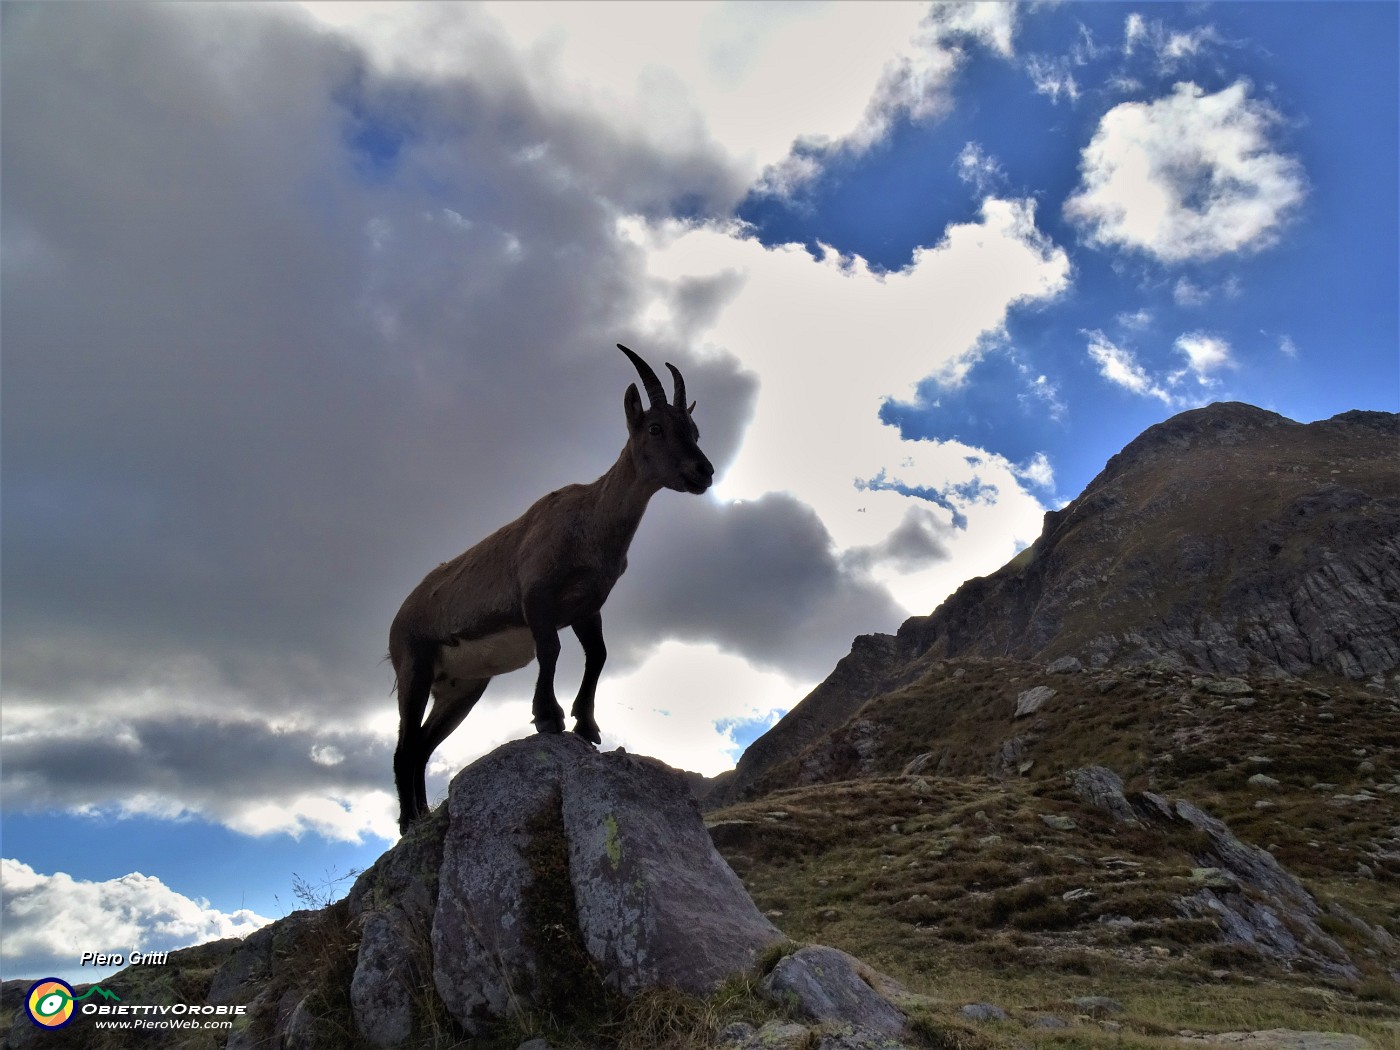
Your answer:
(4, 738), (934, 1050)
(716, 405), (1400, 806)
(1069, 765), (1380, 981)
(429, 735), (782, 1036)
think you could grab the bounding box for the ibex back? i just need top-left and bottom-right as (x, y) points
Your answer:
(389, 345), (714, 833)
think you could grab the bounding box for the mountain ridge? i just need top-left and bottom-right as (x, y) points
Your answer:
(709, 402), (1399, 808)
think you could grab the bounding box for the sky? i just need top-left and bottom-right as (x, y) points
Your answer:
(2, 2), (1396, 983)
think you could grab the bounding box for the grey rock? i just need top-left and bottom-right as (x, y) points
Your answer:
(1071, 996), (1123, 1016)
(814, 1025), (916, 1049)
(1198, 1031), (1372, 1050)
(762, 945), (907, 1038)
(1067, 766), (1139, 825)
(902, 752), (937, 776)
(1015, 685), (1056, 718)
(350, 911), (419, 1048)
(1041, 814), (1078, 831)
(960, 1003), (1010, 1022)
(716, 1021), (758, 1045)
(1031, 1014), (1071, 1029)
(564, 745), (784, 997)
(348, 805), (447, 1047)
(433, 736), (783, 1033)
(1190, 867), (1237, 890)
(1203, 677), (1254, 697)
(734, 1021), (813, 1050)
(1047, 656), (1084, 674)
(1247, 773), (1281, 790)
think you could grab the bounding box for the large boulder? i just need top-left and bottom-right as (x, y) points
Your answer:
(432, 735), (784, 1035)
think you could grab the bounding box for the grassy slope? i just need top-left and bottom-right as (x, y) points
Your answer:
(707, 660), (1400, 1047)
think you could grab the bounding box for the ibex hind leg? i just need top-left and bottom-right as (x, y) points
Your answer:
(421, 677), (490, 760)
(393, 648), (437, 834)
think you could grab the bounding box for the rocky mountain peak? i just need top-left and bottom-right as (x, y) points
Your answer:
(709, 402), (1399, 808)
(1089, 401), (1296, 492)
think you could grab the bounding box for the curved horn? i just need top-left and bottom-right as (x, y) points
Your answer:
(665, 362), (687, 410)
(618, 344), (665, 408)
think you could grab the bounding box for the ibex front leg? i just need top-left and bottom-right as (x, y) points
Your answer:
(570, 611), (605, 745)
(525, 590), (566, 734)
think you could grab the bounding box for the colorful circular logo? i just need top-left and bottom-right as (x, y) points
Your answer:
(26, 978), (76, 1028)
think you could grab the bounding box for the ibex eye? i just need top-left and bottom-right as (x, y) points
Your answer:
(648, 424), (662, 436)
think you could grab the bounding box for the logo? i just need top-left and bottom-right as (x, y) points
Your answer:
(25, 979), (120, 1029)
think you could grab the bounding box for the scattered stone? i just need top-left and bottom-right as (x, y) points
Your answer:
(1041, 814), (1078, 831)
(762, 945), (907, 1038)
(1071, 996), (1124, 1016)
(731, 1020), (812, 1050)
(1047, 656), (1084, 674)
(813, 1025), (917, 1050)
(902, 752), (936, 776)
(960, 1003), (1010, 1022)
(1063, 887), (1094, 902)
(1197, 1031), (1372, 1050)
(1191, 867), (1237, 889)
(1248, 773), (1281, 790)
(1202, 677), (1254, 697)
(1031, 1014), (1071, 1029)
(1067, 766), (1140, 825)
(716, 1021), (758, 1046)
(1015, 685), (1057, 718)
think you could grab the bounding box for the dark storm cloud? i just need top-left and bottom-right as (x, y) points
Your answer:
(612, 493), (907, 677)
(1, 4), (905, 816)
(2, 717), (387, 817)
(842, 504), (955, 573)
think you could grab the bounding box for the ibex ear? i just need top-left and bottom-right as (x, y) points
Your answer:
(624, 383), (646, 431)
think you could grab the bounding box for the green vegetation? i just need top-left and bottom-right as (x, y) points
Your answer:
(701, 656), (1400, 1050)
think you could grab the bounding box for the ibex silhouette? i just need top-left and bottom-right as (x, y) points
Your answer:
(390, 345), (714, 832)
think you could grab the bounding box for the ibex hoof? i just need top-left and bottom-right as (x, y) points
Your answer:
(572, 720), (602, 746)
(533, 715), (566, 735)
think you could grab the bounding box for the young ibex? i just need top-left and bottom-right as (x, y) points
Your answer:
(390, 344), (714, 832)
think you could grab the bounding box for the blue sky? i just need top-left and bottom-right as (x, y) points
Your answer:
(2, 1), (1396, 982)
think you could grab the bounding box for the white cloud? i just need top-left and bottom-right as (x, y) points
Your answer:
(1173, 276), (1210, 306)
(1087, 329), (1234, 404)
(592, 640), (806, 776)
(629, 196), (1071, 613)
(305, 1), (1017, 199)
(1085, 330), (1173, 404)
(1025, 372), (1068, 422)
(1065, 81), (1306, 262)
(1, 859), (270, 981)
(956, 141), (1006, 194)
(1017, 451), (1056, 490)
(1174, 331), (1233, 383)
(1116, 307), (1154, 330)
(1026, 54), (1080, 104)
(1123, 13), (1221, 68)
(1280, 334), (1300, 358)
